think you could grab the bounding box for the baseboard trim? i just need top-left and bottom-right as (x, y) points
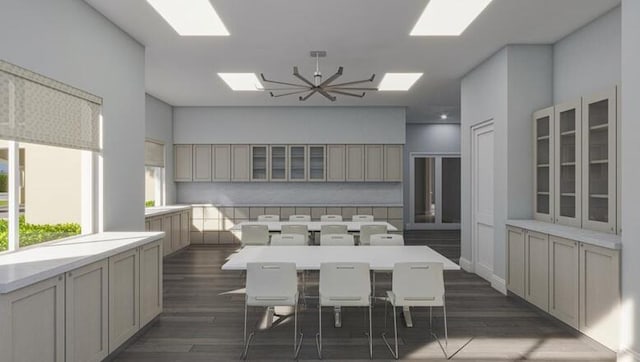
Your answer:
(618, 348), (640, 361)
(491, 274), (507, 295)
(459, 257), (473, 272)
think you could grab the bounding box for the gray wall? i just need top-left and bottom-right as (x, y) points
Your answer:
(174, 106), (405, 206)
(553, 6), (621, 103)
(0, 0), (146, 231)
(145, 95), (176, 205)
(621, 0), (640, 357)
(403, 123), (461, 224)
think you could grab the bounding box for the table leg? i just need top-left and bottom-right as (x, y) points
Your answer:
(266, 306), (275, 328)
(403, 306), (413, 328)
(334, 306), (342, 328)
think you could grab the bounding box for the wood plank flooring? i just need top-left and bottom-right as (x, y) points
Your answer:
(113, 231), (615, 361)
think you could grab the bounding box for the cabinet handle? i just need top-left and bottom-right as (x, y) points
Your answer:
(58, 275), (63, 281)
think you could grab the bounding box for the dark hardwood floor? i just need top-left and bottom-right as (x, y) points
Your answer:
(113, 231), (615, 361)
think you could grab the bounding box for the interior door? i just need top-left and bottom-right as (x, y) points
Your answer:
(472, 121), (495, 282)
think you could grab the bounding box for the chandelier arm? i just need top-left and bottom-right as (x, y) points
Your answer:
(293, 66), (316, 88)
(318, 67), (344, 87)
(318, 88), (337, 101)
(327, 89), (366, 98)
(269, 89), (313, 98)
(324, 74), (376, 88)
(299, 89), (318, 101)
(260, 73), (308, 88)
(326, 87), (378, 91)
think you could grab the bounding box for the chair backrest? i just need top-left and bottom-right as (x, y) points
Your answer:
(246, 262), (298, 305)
(319, 262), (371, 306)
(289, 215), (311, 222)
(352, 214), (374, 222)
(320, 233), (355, 246)
(320, 214), (343, 222)
(241, 224), (270, 246)
(359, 224), (388, 245)
(392, 262), (444, 306)
(257, 214), (280, 221)
(270, 233), (307, 246)
(281, 224), (309, 242)
(320, 224), (348, 236)
(370, 234), (404, 246)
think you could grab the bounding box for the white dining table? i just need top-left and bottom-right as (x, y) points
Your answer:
(229, 220), (398, 232)
(222, 245), (459, 328)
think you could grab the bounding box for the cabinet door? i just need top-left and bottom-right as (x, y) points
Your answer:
(140, 240), (163, 326)
(506, 226), (525, 298)
(269, 145), (288, 181)
(171, 214), (181, 251)
(0, 276), (65, 362)
(212, 145), (231, 181)
(533, 107), (554, 222)
(554, 101), (582, 227)
(549, 236), (579, 328)
(365, 145), (384, 181)
(192, 145), (212, 182)
(384, 145), (403, 182)
(250, 145), (269, 181)
(579, 243), (620, 350)
(174, 145), (193, 182)
(289, 145), (307, 181)
(308, 145), (326, 181)
(346, 145), (365, 182)
(525, 230), (549, 311)
(180, 211), (190, 248)
(231, 144), (251, 181)
(162, 215), (172, 256)
(326, 144), (346, 182)
(109, 248), (140, 353)
(148, 217), (162, 232)
(65, 260), (109, 362)
(582, 87), (617, 233)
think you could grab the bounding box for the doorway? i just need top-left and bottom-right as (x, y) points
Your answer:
(409, 153), (461, 229)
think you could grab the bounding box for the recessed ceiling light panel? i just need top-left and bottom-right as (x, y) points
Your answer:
(410, 0), (493, 36)
(218, 73), (263, 91)
(378, 73), (423, 91)
(147, 0), (229, 36)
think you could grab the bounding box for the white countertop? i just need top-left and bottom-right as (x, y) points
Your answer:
(190, 203), (404, 207)
(230, 220), (398, 232)
(0, 232), (164, 294)
(145, 205), (191, 217)
(506, 219), (621, 250)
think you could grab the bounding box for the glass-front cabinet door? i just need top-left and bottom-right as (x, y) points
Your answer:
(582, 88), (617, 233)
(308, 145), (326, 181)
(269, 145), (288, 181)
(289, 145), (307, 181)
(554, 101), (582, 227)
(533, 107), (555, 222)
(250, 145), (268, 181)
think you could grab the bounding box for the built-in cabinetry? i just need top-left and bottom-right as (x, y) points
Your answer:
(506, 221), (620, 350)
(175, 144), (403, 183)
(533, 87), (618, 233)
(145, 206), (191, 256)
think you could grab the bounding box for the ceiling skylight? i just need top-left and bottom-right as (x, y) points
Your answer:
(147, 0), (229, 36)
(378, 73), (423, 91)
(218, 73), (264, 91)
(410, 0), (493, 36)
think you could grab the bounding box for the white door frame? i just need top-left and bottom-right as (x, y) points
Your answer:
(408, 152), (461, 230)
(470, 120), (495, 280)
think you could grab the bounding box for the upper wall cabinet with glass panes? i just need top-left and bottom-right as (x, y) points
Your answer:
(532, 86), (618, 234)
(174, 144), (403, 183)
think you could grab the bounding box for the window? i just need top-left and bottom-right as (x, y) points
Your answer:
(145, 140), (165, 207)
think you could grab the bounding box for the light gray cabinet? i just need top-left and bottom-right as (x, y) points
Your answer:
(384, 144), (403, 182)
(269, 145), (288, 181)
(174, 145), (193, 182)
(524, 230), (549, 311)
(162, 215), (172, 256)
(108, 248), (140, 353)
(212, 145), (231, 181)
(140, 239), (163, 327)
(365, 144), (384, 181)
(549, 236), (579, 328)
(289, 145), (307, 181)
(192, 145), (212, 182)
(308, 145), (326, 181)
(533, 107), (555, 222)
(326, 144), (346, 182)
(346, 144), (365, 182)
(554, 101), (582, 227)
(65, 260), (109, 362)
(250, 145), (268, 181)
(231, 145), (251, 181)
(506, 226), (525, 298)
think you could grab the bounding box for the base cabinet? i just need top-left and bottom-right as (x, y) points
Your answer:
(549, 236), (579, 328)
(0, 276), (65, 362)
(108, 249), (140, 353)
(140, 240), (163, 326)
(524, 231), (549, 311)
(506, 227), (525, 298)
(146, 209), (191, 256)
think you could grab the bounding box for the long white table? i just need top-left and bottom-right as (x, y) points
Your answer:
(222, 245), (459, 328)
(229, 221), (398, 232)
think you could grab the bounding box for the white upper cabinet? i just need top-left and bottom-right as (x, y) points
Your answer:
(346, 144), (365, 182)
(231, 144), (251, 181)
(308, 145), (326, 182)
(581, 87), (617, 233)
(212, 145), (231, 181)
(554, 101), (582, 227)
(250, 145), (269, 182)
(384, 145), (403, 182)
(289, 145), (307, 181)
(269, 145), (288, 181)
(174, 145), (193, 182)
(533, 107), (555, 223)
(326, 144), (346, 182)
(192, 144), (212, 182)
(365, 144), (384, 182)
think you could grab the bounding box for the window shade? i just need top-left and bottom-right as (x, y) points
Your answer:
(0, 60), (102, 152)
(145, 140), (165, 167)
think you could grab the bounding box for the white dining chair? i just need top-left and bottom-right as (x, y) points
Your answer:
(270, 234), (306, 246)
(320, 233), (354, 246)
(289, 214), (311, 222)
(241, 224), (270, 246)
(352, 214), (374, 222)
(257, 214), (280, 221)
(370, 234), (404, 246)
(317, 262), (372, 359)
(320, 214), (342, 222)
(320, 224), (348, 240)
(243, 262), (303, 359)
(359, 224), (388, 245)
(382, 262), (447, 359)
(281, 224), (310, 244)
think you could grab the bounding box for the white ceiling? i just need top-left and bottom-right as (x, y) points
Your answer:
(85, 0), (619, 123)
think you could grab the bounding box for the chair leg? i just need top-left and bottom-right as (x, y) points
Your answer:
(369, 303), (373, 359)
(372, 272), (376, 301)
(381, 303), (399, 359)
(443, 302), (448, 347)
(429, 306), (433, 332)
(293, 302), (304, 358)
(241, 303), (255, 359)
(315, 305), (322, 359)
